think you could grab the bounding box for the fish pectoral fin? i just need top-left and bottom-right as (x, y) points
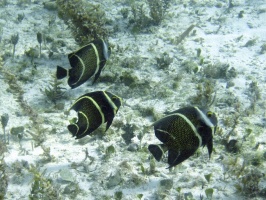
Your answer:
(167, 148), (196, 168)
(148, 144), (167, 161)
(154, 129), (171, 143)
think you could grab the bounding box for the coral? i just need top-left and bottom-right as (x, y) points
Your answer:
(56, 0), (108, 45)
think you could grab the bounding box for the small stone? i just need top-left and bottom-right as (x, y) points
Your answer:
(60, 169), (75, 182)
(127, 143), (139, 152)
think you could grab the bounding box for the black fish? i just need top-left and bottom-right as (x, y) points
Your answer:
(148, 106), (217, 168)
(56, 39), (111, 89)
(68, 91), (122, 139)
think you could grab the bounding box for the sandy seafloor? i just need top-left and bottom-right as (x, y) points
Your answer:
(0, 0), (266, 199)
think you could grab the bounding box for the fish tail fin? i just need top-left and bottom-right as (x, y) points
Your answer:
(148, 144), (167, 161)
(56, 66), (67, 79)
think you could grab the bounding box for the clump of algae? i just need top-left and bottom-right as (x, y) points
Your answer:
(56, 0), (108, 45)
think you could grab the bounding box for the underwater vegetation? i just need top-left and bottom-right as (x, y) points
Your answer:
(189, 79), (216, 107)
(29, 165), (61, 200)
(40, 75), (66, 106)
(36, 32), (42, 57)
(56, 0), (108, 45)
(0, 57), (46, 147)
(1, 113), (9, 144)
(10, 33), (19, 58)
(0, 141), (8, 200)
(126, 0), (171, 33)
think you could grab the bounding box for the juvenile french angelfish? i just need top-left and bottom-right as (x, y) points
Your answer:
(148, 106), (217, 168)
(68, 91), (122, 139)
(56, 39), (111, 89)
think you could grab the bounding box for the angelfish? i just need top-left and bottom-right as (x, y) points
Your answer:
(56, 39), (111, 89)
(148, 106), (217, 168)
(68, 91), (122, 139)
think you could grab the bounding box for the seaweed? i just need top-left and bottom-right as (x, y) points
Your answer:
(238, 168), (264, 197)
(205, 188), (214, 199)
(0, 57), (45, 147)
(29, 165), (61, 200)
(40, 75), (66, 105)
(129, 3), (152, 33)
(24, 47), (39, 63)
(128, 0), (171, 33)
(56, 0), (108, 45)
(0, 0), (8, 7)
(246, 81), (261, 115)
(147, 0), (171, 25)
(36, 32), (42, 57)
(17, 13), (25, 23)
(1, 114), (9, 144)
(189, 79), (216, 107)
(0, 140), (8, 200)
(156, 52), (173, 69)
(203, 62), (233, 79)
(260, 43), (266, 54)
(11, 33), (19, 58)
(244, 38), (257, 47)
(121, 123), (135, 145)
(114, 191), (123, 200)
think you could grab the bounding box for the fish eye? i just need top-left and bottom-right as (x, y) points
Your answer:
(206, 111), (213, 117)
